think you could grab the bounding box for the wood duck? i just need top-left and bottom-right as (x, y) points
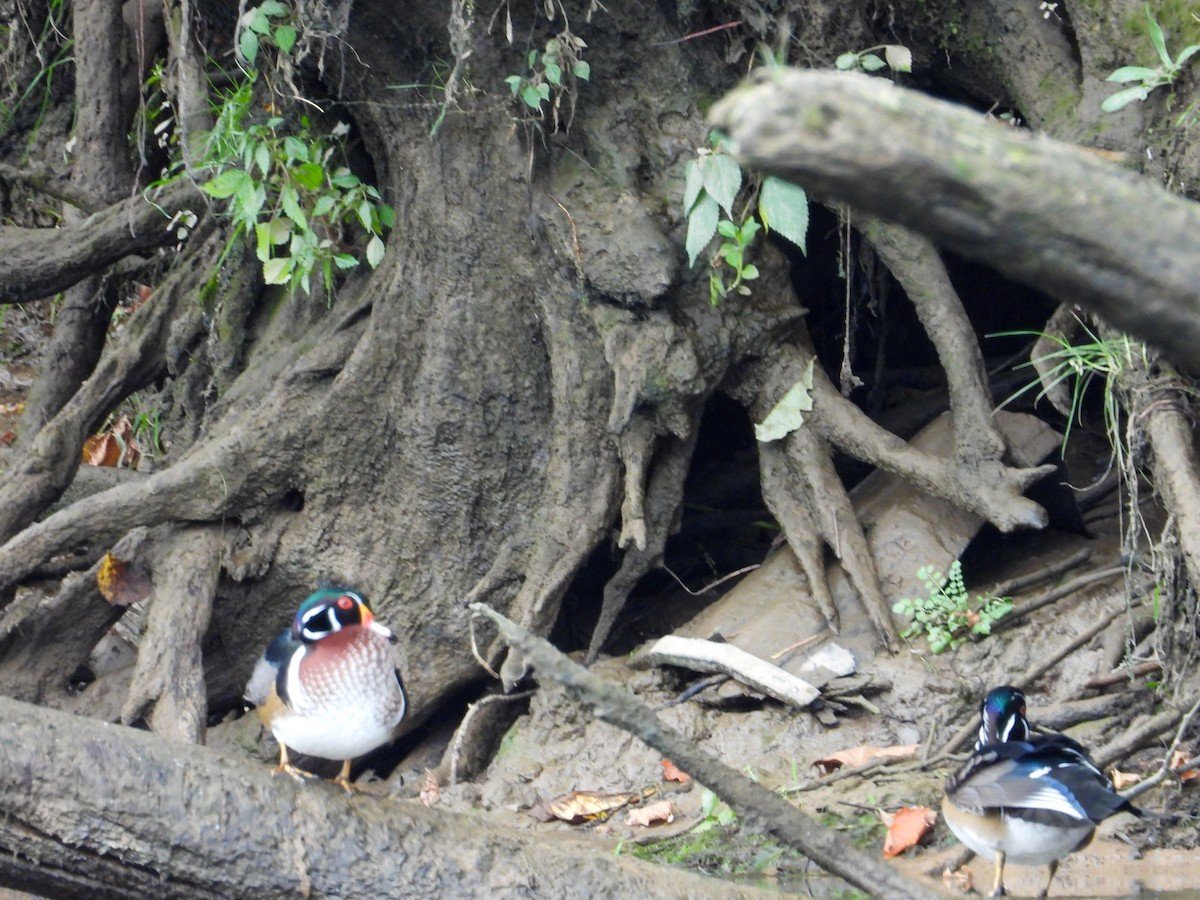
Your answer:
(244, 588), (407, 792)
(942, 685), (1139, 898)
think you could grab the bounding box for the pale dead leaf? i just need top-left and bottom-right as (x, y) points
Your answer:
(812, 744), (919, 774)
(419, 770), (440, 807)
(1110, 768), (1142, 789)
(540, 790), (643, 824)
(943, 866), (973, 894)
(882, 805), (936, 858)
(627, 800), (675, 827)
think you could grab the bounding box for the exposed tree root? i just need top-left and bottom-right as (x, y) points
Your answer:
(0, 227), (222, 545)
(0, 527), (151, 702)
(708, 69), (1200, 372)
(0, 179), (200, 306)
(121, 524), (221, 742)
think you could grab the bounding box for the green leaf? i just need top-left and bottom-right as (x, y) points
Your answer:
(235, 180), (266, 224)
(1146, 8), (1171, 68)
(254, 221), (273, 262)
(357, 199), (373, 230)
(754, 358), (815, 442)
(1102, 85), (1151, 112)
(334, 253), (358, 269)
(1176, 44), (1200, 67)
(884, 44), (912, 72)
(716, 219), (739, 239)
(1106, 65), (1158, 82)
(258, 0), (289, 17)
(330, 168), (361, 188)
(283, 136), (308, 163)
(683, 159), (704, 214)
(572, 60), (590, 81)
(254, 142), (271, 178)
(758, 176), (809, 254)
(740, 264), (759, 281)
(504, 74), (522, 96)
(834, 52), (858, 70)
(544, 61), (562, 86)
(366, 234), (385, 268)
(685, 192), (719, 267)
(247, 10), (272, 34)
(280, 184), (306, 230)
(312, 194), (336, 218)
(377, 204), (396, 229)
(521, 83), (544, 109)
(274, 24), (297, 54)
(201, 168), (251, 199)
(262, 256), (293, 284)
(860, 53), (886, 72)
(294, 161), (324, 191)
(699, 154), (741, 216)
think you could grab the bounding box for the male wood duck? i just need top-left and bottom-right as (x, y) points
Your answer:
(942, 685), (1139, 898)
(244, 588), (407, 792)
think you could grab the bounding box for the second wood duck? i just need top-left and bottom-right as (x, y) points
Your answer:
(942, 685), (1140, 898)
(244, 588), (407, 792)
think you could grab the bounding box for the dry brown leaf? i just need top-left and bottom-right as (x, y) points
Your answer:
(1111, 768), (1142, 789)
(1170, 750), (1198, 782)
(627, 799), (675, 827)
(882, 805), (936, 858)
(82, 416), (140, 469)
(812, 743), (919, 774)
(96, 552), (152, 606)
(419, 770), (440, 807)
(942, 866), (973, 893)
(539, 790), (643, 824)
(0, 431), (14, 446)
(661, 758), (690, 783)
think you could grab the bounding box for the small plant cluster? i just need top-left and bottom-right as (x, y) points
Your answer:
(683, 138), (809, 305)
(237, 0), (298, 65)
(190, 1), (393, 297)
(504, 31), (591, 131)
(834, 44), (913, 74)
(1103, 6), (1200, 112)
(893, 561), (1012, 654)
(995, 316), (1140, 464)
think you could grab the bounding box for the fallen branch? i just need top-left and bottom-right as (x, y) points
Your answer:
(470, 603), (945, 899)
(0, 695), (768, 899)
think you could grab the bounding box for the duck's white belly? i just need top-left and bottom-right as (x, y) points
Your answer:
(271, 703), (395, 761)
(948, 809), (1094, 865)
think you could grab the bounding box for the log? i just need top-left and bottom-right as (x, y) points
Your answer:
(0, 695), (771, 899)
(708, 69), (1200, 371)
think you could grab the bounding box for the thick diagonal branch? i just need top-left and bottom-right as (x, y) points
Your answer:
(471, 603), (942, 900)
(708, 69), (1200, 371)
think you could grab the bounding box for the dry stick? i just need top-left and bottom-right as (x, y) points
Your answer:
(469, 603), (945, 900)
(986, 547), (1092, 599)
(1092, 700), (1197, 772)
(992, 565), (1126, 632)
(1121, 693), (1200, 802)
(1086, 660), (1162, 690)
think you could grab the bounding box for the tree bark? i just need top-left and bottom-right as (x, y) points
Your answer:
(708, 69), (1200, 371)
(0, 694), (775, 900)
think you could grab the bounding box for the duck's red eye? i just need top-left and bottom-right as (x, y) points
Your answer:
(337, 595), (355, 610)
